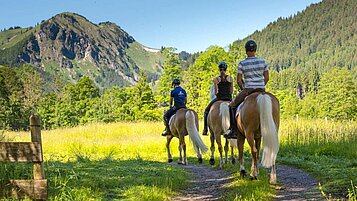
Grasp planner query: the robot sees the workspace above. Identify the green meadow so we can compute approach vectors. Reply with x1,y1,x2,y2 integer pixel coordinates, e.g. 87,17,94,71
1,118,356,200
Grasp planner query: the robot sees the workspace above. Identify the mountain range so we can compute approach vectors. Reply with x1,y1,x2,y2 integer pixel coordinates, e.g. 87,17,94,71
0,12,163,88
0,0,356,89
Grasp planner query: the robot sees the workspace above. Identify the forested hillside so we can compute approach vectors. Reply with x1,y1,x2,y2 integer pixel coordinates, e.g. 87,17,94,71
232,0,356,90
0,0,356,130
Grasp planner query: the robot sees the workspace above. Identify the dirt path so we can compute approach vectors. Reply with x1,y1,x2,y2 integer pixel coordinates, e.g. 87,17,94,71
171,164,323,201
172,164,233,201
274,165,323,201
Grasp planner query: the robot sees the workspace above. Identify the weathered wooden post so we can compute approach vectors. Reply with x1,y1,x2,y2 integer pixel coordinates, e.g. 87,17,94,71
0,115,47,200
30,115,45,181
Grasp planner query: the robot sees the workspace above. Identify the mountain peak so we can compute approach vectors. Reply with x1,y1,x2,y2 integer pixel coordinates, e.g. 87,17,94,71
0,12,162,88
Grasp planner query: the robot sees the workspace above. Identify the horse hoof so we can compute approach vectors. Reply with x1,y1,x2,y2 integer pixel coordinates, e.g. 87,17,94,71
198,158,203,164
231,158,236,164
168,159,173,163
209,158,215,165
250,176,258,180
240,170,247,178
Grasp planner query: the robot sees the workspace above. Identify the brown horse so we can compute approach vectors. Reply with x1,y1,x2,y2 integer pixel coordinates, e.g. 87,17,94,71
166,108,208,165
207,85,231,168
207,100,231,168
236,92,280,184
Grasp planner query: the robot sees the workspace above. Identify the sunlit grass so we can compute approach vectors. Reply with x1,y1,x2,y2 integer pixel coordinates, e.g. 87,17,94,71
1,118,356,200
278,118,357,199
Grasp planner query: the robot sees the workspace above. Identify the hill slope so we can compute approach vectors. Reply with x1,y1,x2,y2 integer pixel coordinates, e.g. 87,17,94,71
0,12,163,88
233,0,356,73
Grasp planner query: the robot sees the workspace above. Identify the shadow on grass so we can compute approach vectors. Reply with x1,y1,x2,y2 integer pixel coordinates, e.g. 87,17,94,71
43,157,188,200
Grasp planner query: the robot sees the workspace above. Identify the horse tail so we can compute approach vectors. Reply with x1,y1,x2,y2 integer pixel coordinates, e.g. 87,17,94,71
185,110,208,154
219,102,230,133
257,94,279,168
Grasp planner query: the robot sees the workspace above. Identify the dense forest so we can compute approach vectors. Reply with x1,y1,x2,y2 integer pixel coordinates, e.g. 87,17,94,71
0,0,356,130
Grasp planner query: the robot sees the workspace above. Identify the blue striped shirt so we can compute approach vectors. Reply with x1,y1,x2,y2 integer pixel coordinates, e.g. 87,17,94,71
237,57,268,89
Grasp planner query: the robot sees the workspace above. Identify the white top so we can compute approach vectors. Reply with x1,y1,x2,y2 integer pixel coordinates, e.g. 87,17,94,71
237,57,268,89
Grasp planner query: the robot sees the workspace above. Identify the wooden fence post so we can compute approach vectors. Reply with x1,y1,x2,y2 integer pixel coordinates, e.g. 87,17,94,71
0,115,47,200
30,115,45,180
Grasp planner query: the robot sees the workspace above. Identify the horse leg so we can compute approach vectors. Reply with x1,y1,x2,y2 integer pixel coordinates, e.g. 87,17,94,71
255,137,261,175
224,138,229,164
270,164,277,185
237,136,246,177
179,135,187,165
178,144,183,164
196,144,203,164
209,130,215,165
215,135,224,169
230,144,236,164
166,135,174,163
246,133,258,180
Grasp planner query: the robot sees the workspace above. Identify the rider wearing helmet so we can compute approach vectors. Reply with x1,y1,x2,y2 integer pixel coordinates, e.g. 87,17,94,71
202,61,233,136
224,39,269,139
161,78,187,136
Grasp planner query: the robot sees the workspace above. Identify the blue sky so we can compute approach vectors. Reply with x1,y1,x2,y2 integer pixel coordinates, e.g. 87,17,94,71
1,0,321,53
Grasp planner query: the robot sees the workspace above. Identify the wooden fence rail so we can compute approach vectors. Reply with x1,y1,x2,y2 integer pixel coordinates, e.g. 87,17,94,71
0,115,47,200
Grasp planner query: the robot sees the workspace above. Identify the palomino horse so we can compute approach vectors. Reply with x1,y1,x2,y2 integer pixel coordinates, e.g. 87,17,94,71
166,108,208,165
236,92,280,184
207,85,231,168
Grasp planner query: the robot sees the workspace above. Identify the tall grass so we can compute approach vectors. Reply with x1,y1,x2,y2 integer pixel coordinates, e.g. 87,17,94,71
279,118,357,199
1,121,275,200
1,118,355,200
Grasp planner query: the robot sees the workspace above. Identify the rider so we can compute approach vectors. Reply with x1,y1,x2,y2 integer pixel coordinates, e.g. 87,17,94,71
161,78,187,136
202,61,233,136
224,40,269,139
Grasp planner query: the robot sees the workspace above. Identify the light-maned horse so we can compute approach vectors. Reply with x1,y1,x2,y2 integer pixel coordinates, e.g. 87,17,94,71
207,85,231,168
236,92,280,184
166,108,208,165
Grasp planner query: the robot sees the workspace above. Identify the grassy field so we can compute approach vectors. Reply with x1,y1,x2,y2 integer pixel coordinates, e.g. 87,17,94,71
278,118,357,199
1,118,356,200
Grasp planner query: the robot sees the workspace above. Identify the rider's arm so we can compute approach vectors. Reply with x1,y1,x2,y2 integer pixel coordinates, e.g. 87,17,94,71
237,73,244,90
263,70,269,85
227,76,234,94
213,77,220,95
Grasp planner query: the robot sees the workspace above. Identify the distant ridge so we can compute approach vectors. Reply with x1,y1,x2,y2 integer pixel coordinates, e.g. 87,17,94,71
0,12,163,88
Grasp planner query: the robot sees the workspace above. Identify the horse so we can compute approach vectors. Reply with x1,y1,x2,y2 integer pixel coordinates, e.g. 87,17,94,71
236,92,280,184
207,85,231,168
166,108,208,165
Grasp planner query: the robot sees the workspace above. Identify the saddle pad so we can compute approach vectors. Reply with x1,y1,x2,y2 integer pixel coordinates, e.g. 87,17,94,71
169,114,176,126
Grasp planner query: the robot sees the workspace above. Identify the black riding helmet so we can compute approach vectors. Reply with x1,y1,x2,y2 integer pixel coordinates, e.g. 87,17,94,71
172,78,180,86
245,40,257,52
218,61,227,71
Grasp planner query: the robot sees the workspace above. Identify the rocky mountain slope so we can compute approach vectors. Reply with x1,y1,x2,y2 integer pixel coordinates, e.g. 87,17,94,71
0,12,163,88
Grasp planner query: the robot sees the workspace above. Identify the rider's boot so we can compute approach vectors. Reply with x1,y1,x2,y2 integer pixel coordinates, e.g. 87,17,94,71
161,117,172,136
202,111,209,136
224,106,238,139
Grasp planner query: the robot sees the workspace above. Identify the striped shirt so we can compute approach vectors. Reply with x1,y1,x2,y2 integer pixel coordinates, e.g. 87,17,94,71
237,57,268,89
